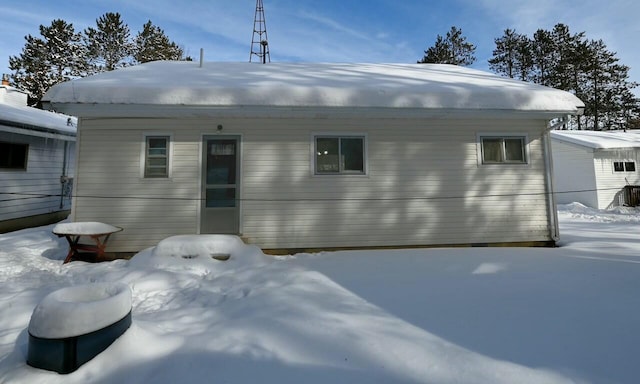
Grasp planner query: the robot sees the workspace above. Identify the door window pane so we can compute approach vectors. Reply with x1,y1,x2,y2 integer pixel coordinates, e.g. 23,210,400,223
207,140,237,184
211,143,235,155
206,188,236,207
148,158,167,167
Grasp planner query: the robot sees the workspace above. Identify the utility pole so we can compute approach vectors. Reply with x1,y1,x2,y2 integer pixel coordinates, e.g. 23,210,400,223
250,0,270,63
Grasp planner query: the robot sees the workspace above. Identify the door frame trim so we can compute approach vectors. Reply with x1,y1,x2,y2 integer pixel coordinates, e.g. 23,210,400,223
198,134,243,235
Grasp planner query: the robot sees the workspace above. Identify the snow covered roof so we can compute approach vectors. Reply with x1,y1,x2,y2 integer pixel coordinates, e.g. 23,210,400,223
0,102,76,140
42,61,584,117
551,130,640,149
0,85,28,106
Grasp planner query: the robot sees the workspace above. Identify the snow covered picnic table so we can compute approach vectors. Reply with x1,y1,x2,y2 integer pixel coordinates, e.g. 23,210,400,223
52,222,123,264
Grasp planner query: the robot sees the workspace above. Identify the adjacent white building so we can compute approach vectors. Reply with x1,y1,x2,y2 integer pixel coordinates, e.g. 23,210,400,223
42,61,584,253
0,81,77,232
551,130,640,209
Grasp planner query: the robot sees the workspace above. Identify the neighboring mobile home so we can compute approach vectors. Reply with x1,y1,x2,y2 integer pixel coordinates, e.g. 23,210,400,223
0,81,76,233
42,62,584,253
551,129,640,209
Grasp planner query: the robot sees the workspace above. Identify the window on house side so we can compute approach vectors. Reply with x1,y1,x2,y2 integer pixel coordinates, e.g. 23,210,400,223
315,136,365,174
614,161,636,172
614,162,624,172
144,136,169,178
481,137,526,164
0,141,28,170
625,162,636,172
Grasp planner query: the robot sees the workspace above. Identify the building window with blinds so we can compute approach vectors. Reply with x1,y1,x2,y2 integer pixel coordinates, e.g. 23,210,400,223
480,136,527,164
144,136,170,178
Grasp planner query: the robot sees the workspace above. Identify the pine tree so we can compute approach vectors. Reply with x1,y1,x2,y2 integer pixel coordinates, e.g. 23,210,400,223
8,19,87,106
418,26,476,66
489,28,532,80
134,21,185,63
488,23,639,130
514,35,534,82
7,14,188,106
418,35,450,64
84,12,134,72
578,39,638,130
549,24,584,91
584,40,616,129
531,29,557,86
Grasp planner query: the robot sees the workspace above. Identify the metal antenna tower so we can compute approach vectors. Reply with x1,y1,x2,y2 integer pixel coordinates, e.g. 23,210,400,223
249,0,270,63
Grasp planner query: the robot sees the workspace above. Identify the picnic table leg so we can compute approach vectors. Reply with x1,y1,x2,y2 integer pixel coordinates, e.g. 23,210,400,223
63,235,80,264
90,233,112,261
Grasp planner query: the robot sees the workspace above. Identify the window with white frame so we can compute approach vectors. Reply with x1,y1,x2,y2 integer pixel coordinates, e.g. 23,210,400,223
315,136,366,174
480,136,527,164
613,161,636,172
144,136,170,177
0,141,28,170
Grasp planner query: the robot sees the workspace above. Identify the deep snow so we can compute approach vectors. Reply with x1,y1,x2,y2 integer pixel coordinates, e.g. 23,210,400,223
0,203,639,383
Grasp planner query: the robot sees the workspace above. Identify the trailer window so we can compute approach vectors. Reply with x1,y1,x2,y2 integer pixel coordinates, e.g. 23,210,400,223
0,141,28,170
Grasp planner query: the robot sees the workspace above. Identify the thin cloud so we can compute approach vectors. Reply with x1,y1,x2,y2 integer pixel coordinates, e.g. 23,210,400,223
1,0,637,92
297,10,370,41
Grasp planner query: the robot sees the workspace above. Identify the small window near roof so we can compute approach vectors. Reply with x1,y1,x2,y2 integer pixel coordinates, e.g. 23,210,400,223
614,162,624,172
315,136,365,174
625,162,636,172
480,136,527,164
0,141,28,170
614,161,636,172
144,136,169,178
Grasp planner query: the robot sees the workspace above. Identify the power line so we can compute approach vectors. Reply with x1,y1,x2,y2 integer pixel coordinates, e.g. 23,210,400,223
0,187,627,204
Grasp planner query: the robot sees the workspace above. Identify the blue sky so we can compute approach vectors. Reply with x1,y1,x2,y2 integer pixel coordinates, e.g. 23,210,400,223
1,0,638,92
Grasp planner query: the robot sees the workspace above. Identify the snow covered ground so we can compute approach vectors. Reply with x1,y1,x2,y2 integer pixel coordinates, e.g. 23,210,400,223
0,203,638,384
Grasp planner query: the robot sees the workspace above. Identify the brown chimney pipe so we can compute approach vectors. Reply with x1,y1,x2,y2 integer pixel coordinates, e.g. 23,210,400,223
2,74,10,86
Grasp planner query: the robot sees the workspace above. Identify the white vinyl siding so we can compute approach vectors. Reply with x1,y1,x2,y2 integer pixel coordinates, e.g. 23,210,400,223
73,116,552,252
242,119,548,249
593,150,640,209
0,132,75,223
552,138,640,209
550,139,598,208
72,121,198,250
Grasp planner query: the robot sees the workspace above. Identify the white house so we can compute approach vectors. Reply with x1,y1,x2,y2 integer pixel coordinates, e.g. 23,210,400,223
42,61,584,254
551,129,640,209
0,81,76,233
